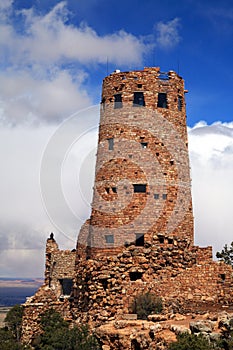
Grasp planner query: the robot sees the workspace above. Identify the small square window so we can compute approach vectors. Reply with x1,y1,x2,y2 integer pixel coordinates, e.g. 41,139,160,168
133,184,147,193
154,194,159,199
114,94,122,109
108,138,114,150
158,236,164,244
178,95,183,111
101,279,108,290
220,274,226,281
157,93,167,108
141,142,148,149
105,187,110,194
137,84,142,88
133,92,145,107
135,234,144,246
105,235,114,243
112,187,117,193
162,194,167,200
101,97,106,110
129,271,143,281
59,279,73,296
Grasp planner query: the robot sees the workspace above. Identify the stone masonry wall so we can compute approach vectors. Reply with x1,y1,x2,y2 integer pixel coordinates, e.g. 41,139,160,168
73,240,233,327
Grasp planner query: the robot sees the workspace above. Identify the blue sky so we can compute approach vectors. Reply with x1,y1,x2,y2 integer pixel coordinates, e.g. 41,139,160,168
2,0,233,125
0,0,233,277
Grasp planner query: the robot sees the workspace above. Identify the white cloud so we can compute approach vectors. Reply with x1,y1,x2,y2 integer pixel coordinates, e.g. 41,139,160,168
0,249,44,278
0,124,79,277
156,18,181,49
0,1,151,126
0,0,13,19
0,1,146,67
0,68,91,125
188,122,233,256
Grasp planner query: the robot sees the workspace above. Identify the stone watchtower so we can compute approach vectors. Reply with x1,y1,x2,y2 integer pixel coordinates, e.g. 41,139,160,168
77,67,194,259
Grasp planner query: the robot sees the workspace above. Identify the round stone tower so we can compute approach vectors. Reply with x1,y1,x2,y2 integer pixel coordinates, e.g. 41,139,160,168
77,67,194,258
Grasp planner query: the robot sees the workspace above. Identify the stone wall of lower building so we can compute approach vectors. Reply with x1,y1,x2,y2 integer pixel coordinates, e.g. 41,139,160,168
21,286,73,344
21,236,76,344
21,234,233,345
72,239,233,326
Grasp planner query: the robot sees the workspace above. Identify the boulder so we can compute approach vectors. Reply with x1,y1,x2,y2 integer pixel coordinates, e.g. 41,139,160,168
190,320,214,334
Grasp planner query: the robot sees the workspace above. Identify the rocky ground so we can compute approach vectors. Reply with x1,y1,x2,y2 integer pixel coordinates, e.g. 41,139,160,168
94,311,233,349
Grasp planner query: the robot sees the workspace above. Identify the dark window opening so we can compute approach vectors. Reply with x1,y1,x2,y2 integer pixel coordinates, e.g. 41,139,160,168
170,159,174,165
114,93,122,109
178,95,183,111
133,184,147,193
158,236,164,244
108,138,114,150
129,271,143,281
162,194,167,200
105,234,114,244
168,238,173,244
105,187,110,194
133,76,138,80
131,339,141,350
141,142,148,149
101,278,108,290
101,97,106,110
156,152,159,156
137,83,142,88
157,93,167,108
133,92,145,107
112,187,117,193
154,194,159,199
220,274,226,281
135,234,144,246
59,278,73,295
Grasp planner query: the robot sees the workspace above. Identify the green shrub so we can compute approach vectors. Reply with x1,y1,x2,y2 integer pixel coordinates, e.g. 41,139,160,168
168,333,215,350
130,292,163,320
0,327,29,350
217,317,233,350
216,242,233,267
4,305,23,341
34,309,100,350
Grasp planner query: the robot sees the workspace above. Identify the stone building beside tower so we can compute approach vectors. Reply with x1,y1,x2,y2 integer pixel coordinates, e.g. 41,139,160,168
21,68,233,344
